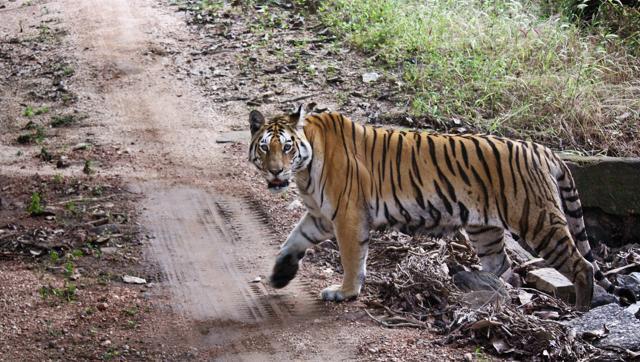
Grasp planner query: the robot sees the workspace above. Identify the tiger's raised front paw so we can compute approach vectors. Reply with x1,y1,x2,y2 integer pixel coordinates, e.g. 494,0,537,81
320,285,359,302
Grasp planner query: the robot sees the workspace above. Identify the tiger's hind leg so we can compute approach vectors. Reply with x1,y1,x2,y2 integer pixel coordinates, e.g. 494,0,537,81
320,214,370,302
524,221,593,310
465,226,512,277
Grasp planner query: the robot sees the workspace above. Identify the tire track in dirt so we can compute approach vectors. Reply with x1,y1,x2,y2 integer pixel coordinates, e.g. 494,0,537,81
56,0,356,360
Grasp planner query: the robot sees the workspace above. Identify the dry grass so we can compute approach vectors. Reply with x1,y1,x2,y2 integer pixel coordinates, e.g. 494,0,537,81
321,0,640,156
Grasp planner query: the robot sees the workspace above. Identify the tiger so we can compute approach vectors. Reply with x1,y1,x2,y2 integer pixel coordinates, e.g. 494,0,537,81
248,105,629,310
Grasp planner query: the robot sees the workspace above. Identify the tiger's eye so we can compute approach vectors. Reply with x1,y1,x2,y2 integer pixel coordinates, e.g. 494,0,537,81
283,144,292,152
260,144,269,152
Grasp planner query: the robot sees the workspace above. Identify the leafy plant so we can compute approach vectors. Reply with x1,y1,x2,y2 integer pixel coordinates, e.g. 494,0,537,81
83,160,93,175
49,250,60,263
27,192,45,216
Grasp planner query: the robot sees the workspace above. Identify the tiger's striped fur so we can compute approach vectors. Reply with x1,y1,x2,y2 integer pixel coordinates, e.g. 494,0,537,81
248,107,622,310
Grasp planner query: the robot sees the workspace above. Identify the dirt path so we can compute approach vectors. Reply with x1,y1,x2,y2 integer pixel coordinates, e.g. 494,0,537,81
52,0,358,360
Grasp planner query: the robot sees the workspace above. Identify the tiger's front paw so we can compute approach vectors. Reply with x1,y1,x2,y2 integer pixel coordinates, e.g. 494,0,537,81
269,250,304,289
320,285,359,302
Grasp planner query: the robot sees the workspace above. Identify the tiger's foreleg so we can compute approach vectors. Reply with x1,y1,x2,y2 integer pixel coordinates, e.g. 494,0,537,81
270,212,334,289
321,214,370,302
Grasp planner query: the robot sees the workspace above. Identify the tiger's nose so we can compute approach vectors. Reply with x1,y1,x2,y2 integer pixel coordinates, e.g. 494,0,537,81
270,168,284,176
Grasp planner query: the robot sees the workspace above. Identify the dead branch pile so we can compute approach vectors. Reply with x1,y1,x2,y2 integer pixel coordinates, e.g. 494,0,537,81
310,231,617,360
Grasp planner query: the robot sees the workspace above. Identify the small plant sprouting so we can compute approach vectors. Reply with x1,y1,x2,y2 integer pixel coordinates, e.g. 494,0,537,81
39,147,53,162
38,283,77,302
23,106,34,117
53,173,64,184
49,250,60,263
65,201,77,214
51,114,76,128
62,66,74,77
27,192,45,216
83,160,93,175
63,261,74,278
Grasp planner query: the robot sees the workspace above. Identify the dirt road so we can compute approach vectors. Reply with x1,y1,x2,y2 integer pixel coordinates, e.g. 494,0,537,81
50,0,359,359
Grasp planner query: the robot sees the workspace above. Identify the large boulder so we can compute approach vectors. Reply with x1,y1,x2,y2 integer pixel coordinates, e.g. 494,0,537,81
560,155,640,247
567,303,640,351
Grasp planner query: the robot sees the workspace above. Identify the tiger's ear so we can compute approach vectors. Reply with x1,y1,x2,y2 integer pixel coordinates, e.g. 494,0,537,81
289,104,306,130
249,110,265,135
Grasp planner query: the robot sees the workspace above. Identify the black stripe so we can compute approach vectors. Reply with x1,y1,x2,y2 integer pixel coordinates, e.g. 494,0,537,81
565,207,584,218
459,202,469,225
470,137,494,186
459,140,469,168
456,161,471,186
411,147,424,186
410,172,425,209
395,134,403,190
434,180,453,215
300,230,318,244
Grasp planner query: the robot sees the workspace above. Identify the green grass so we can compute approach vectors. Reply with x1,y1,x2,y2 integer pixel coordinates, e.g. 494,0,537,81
320,0,640,156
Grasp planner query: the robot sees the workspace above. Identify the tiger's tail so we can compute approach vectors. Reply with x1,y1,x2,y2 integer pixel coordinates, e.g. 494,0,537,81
556,160,634,302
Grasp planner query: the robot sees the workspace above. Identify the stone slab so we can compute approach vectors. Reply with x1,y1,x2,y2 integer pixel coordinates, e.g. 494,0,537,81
526,267,575,303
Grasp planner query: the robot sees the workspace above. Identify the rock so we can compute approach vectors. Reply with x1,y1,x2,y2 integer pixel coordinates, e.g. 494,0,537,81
616,272,640,300
567,303,640,350
561,155,640,216
97,302,108,311
454,271,508,307
122,275,147,284
56,156,69,168
100,247,118,255
215,130,250,144
250,276,261,283
362,72,380,83
454,271,508,296
592,285,617,308
286,200,304,211
526,268,575,303
100,340,111,347
626,302,640,316
560,155,640,247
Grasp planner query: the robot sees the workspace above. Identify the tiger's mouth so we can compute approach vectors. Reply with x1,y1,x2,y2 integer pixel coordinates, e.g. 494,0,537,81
267,179,290,192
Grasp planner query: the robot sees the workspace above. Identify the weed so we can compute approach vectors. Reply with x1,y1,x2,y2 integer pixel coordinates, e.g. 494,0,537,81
83,160,93,175
17,125,46,144
38,283,77,302
122,307,138,317
92,185,104,196
63,261,74,278
51,114,76,127
64,201,77,214
53,173,64,184
70,249,83,258
49,250,60,263
22,106,34,117
39,147,53,162
27,192,45,216
62,66,74,77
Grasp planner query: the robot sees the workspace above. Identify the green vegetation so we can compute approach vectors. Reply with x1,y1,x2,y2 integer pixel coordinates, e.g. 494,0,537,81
83,159,94,175
27,192,45,216
51,114,76,127
39,283,77,302
17,124,46,144
23,105,49,117
321,0,640,156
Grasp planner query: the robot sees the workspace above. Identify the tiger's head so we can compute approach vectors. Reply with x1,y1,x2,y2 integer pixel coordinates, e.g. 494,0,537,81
248,105,312,193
